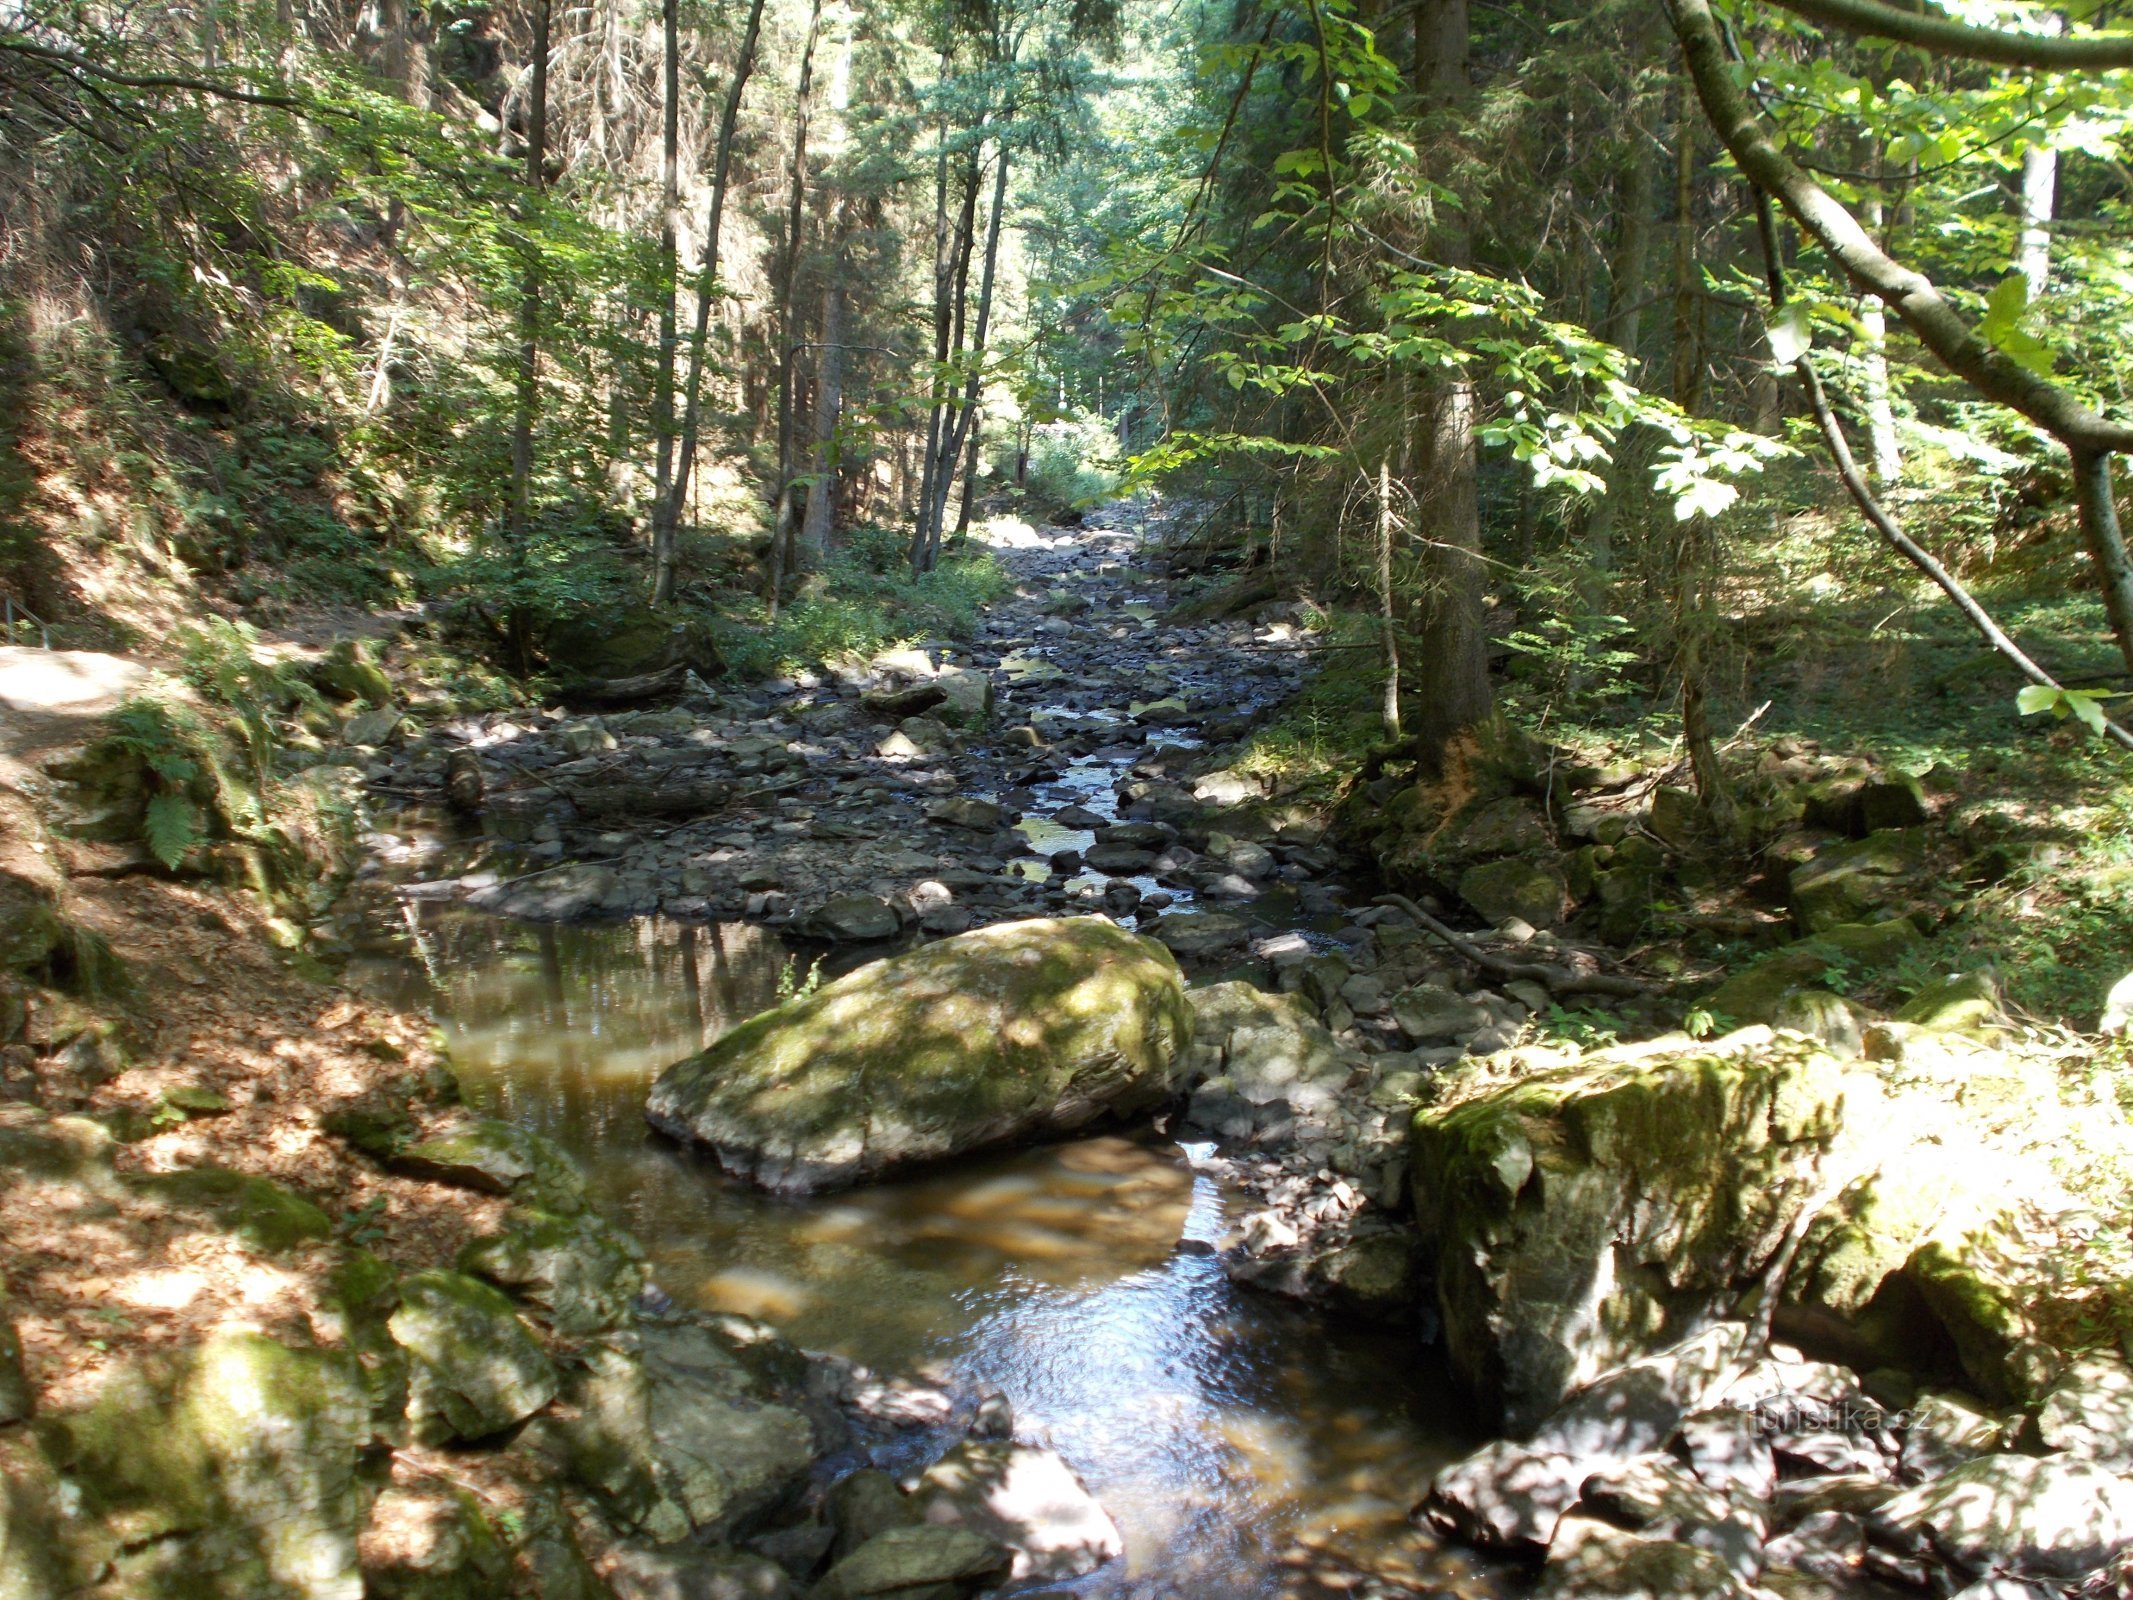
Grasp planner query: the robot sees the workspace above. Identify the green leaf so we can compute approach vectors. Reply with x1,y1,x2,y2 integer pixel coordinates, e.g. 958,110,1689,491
2016,684,2059,716
143,793,199,871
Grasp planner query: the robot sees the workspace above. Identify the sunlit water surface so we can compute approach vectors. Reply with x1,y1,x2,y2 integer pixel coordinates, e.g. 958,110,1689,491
356,911,1508,1599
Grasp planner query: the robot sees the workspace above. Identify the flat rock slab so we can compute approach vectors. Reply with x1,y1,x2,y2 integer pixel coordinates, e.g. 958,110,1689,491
646,917,1192,1192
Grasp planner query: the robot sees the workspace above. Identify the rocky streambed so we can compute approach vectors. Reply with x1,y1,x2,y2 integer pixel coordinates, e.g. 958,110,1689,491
294,504,2133,1600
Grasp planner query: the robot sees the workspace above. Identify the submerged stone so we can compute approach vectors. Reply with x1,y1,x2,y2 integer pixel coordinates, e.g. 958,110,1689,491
646,917,1191,1192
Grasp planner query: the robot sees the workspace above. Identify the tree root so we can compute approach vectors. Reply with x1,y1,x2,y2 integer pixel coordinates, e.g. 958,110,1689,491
1372,893,1654,999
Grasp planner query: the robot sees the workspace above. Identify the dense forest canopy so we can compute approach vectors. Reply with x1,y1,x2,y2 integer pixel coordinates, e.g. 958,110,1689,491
8,0,2133,1006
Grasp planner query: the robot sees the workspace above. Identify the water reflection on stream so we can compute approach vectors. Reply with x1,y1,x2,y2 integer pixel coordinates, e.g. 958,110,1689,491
356,912,1505,1599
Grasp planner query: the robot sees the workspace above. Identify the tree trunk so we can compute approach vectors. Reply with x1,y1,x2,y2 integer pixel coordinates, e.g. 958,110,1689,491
1377,460,1402,740
797,208,850,572
507,0,550,544
924,141,1011,569
655,0,770,606
502,0,551,676
1406,0,1494,762
913,144,984,571
651,0,680,577
765,0,826,608
1585,26,1661,575
1859,191,1901,485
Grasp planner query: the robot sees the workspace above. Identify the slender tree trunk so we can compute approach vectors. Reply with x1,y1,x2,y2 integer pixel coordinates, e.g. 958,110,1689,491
1585,34,1661,575
910,44,958,570
2019,12,2061,301
765,0,826,606
952,411,985,543
656,0,770,605
507,0,550,543
1856,177,1902,484
797,206,850,572
503,0,551,675
651,0,680,574
1668,97,1732,827
913,145,984,570
925,141,1011,569
1406,0,1494,762
1377,460,1402,739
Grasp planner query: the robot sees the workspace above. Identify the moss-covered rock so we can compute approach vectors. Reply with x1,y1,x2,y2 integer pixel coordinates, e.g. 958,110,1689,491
130,1166,332,1253
37,1330,369,1599
1458,857,1570,929
459,1208,645,1338
391,1117,587,1214
357,1480,511,1600
0,1273,29,1426
387,1269,559,1444
1700,921,1921,1026
1409,1032,1861,1430
1894,971,2002,1032
541,1321,815,1544
1788,830,1926,934
646,917,1193,1193
0,1430,79,1599
312,639,394,708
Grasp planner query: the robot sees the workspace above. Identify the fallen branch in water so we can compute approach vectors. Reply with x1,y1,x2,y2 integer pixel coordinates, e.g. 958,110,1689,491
1373,893,1654,999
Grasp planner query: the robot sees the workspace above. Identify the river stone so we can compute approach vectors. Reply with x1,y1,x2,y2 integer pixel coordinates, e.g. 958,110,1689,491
639,1321,817,1539
910,1440,1123,1584
1458,858,1569,930
934,667,993,728
829,1470,918,1561
1186,981,1350,1113
1870,1453,2133,1578
803,894,903,943
40,1330,369,1599
809,1526,1007,1600
1423,1440,1589,1552
2033,1351,2133,1469
1147,911,1252,959
458,1208,646,1338
926,797,1005,832
1083,842,1156,875
357,1480,510,1600
647,917,1191,1193
388,1269,559,1444
392,1116,588,1214
342,705,403,747
1391,983,1489,1045
1535,1518,1754,1600
1409,1033,1854,1430
1899,1391,2004,1483
1893,971,2002,1033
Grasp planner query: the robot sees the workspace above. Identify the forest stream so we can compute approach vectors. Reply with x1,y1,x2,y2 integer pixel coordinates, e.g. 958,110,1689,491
341,510,1506,1597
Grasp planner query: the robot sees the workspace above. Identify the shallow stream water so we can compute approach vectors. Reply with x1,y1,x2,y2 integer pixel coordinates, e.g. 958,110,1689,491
354,910,1509,1599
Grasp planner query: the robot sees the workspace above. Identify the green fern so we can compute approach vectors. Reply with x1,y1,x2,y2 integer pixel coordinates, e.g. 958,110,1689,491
143,792,200,869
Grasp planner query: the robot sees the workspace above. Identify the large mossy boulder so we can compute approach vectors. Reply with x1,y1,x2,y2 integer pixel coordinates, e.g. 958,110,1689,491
1699,920,1922,1026
1408,1032,1864,1431
545,608,721,686
646,917,1192,1193
36,1330,370,1599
